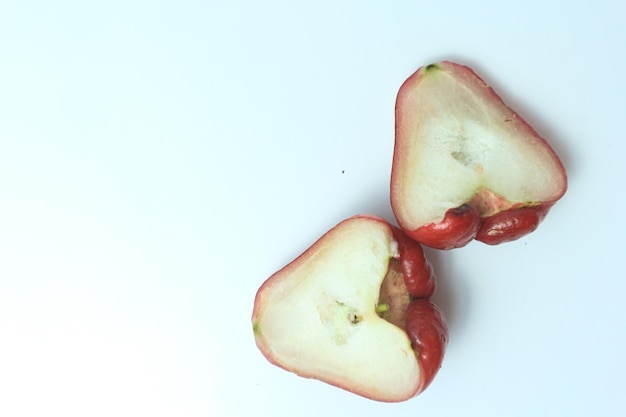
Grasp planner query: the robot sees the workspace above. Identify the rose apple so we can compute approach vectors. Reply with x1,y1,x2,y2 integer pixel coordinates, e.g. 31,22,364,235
252,215,448,402
391,61,567,249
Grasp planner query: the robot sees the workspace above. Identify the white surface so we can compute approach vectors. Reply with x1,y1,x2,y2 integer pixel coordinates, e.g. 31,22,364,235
1,1,624,416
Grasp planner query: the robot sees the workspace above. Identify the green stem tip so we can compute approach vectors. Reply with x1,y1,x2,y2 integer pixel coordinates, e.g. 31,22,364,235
376,303,390,313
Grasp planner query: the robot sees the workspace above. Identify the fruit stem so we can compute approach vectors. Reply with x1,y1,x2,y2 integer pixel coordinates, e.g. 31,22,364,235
375,303,390,313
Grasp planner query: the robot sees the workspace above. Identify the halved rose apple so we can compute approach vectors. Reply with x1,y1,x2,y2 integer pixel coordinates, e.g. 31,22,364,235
391,61,567,249
252,215,448,402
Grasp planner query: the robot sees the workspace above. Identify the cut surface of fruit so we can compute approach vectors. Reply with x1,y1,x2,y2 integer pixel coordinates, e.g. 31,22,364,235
252,215,446,402
391,61,567,248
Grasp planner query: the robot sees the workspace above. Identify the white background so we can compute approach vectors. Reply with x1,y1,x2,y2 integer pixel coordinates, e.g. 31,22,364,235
1,1,624,416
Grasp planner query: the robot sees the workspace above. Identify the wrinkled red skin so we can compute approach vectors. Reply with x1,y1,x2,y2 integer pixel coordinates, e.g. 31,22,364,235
405,299,448,395
390,226,436,298
411,203,553,249
390,223,447,394
476,204,552,245
359,215,436,297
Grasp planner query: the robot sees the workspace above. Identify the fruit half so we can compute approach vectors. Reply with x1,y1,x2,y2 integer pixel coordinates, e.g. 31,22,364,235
391,61,567,249
252,215,447,402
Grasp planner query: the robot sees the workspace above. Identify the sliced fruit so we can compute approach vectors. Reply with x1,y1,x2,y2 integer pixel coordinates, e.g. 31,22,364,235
252,215,447,402
391,61,567,249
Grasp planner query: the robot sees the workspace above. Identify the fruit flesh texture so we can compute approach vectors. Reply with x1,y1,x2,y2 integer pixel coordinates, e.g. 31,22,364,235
391,61,567,249
252,216,447,402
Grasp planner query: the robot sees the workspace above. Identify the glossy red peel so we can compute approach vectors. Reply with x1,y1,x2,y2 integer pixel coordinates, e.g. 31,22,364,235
391,225,436,298
408,204,481,250
405,299,448,394
476,203,551,245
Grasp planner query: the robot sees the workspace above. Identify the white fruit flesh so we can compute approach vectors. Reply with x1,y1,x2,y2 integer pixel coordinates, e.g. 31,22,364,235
253,217,420,402
392,64,567,229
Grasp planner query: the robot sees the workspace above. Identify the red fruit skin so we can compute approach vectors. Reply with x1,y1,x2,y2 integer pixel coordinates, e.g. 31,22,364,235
408,204,481,250
405,299,448,395
476,204,552,245
390,222,448,394
391,226,436,298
